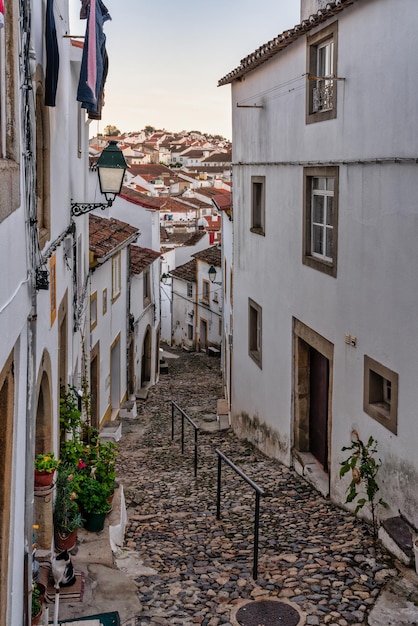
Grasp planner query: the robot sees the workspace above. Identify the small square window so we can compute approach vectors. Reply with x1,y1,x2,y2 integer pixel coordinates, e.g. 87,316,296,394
248,298,262,368
364,355,398,434
251,176,265,235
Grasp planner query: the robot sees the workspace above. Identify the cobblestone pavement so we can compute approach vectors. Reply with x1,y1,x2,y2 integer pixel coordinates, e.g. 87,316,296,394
116,348,396,626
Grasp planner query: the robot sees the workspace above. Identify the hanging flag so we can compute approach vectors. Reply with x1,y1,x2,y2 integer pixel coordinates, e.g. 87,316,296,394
0,0,5,29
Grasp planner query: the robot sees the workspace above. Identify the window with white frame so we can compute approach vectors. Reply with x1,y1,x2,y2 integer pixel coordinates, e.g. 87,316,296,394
251,175,265,234
303,167,338,277
248,298,262,368
112,253,121,301
306,22,338,124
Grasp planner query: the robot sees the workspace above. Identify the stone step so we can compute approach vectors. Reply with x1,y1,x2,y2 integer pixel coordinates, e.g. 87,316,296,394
379,516,414,566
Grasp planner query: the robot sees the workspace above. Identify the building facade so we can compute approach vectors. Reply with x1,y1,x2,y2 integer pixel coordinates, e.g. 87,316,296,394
220,0,418,530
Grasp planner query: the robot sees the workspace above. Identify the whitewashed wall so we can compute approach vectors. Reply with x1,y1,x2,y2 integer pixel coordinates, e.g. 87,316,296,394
90,245,129,421
229,0,418,526
130,257,161,391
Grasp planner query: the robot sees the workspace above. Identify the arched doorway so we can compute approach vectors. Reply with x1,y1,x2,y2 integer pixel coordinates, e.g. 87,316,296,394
0,352,14,626
35,360,53,455
34,352,54,549
141,326,152,387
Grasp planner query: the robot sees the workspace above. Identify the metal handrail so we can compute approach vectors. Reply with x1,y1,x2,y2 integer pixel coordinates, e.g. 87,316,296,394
215,449,265,580
171,401,199,477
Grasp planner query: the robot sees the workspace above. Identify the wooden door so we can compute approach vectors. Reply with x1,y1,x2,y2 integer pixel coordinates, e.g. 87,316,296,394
200,319,207,351
309,347,329,470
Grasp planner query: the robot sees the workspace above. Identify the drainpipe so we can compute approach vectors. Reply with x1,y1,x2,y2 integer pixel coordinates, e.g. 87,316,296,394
20,0,38,622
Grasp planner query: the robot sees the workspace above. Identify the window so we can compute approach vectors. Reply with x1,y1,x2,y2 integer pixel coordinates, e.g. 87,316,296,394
303,167,338,277
35,88,51,249
187,323,194,341
187,282,193,298
251,176,265,235
50,255,56,326
143,267,150,305
364,355,398,434
0,351,14,626
248,298,262,368
218,317,222,336
0,0,20,223
202,279,210,302
306,22,338,124
112,253,121,301
90,292,98,331
102,288,107,315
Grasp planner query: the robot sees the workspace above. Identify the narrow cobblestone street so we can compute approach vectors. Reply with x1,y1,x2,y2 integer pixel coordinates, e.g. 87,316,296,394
116,348,396,626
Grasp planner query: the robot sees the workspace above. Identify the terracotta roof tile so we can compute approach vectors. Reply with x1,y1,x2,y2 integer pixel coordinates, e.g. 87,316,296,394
130,246,161,274
170,259,196,282
192,245,221,266
128,164,173,177
89,215,139,260
219,0,359,85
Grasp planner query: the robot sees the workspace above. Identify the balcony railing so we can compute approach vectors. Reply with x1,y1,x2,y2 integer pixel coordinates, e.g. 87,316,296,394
313,79,334,112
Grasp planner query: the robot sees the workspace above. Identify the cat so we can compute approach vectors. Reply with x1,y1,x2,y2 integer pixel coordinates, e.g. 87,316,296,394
51,550,76,590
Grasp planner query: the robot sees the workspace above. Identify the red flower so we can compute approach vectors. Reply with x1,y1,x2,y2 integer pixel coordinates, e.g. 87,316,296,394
77,459,86,470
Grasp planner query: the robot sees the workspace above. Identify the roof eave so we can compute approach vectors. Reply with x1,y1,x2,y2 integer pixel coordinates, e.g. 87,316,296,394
218,0,358,86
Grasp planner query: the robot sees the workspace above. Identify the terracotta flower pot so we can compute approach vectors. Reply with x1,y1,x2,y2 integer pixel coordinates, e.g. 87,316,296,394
34,469,55,488
54,529,77,552
31,608,43,625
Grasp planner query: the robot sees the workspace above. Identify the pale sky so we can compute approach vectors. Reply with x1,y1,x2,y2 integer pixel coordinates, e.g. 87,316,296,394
69,0,301,139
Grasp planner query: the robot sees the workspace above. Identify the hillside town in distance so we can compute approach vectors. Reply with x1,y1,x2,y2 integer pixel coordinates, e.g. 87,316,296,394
89,126,232,354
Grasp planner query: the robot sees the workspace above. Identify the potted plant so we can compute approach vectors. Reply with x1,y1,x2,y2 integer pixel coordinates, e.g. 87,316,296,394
53,464,84,552
78,475,111,532
31,583,43,625
76,436,118,503
34,452,60,488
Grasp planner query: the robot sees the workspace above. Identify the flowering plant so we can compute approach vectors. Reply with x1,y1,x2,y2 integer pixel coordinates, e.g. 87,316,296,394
78,475,112,514
34,452,60,473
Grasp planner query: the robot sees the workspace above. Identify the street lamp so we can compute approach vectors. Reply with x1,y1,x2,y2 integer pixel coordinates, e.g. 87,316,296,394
161,273,170,284
71,140,128,216
208,265,222,285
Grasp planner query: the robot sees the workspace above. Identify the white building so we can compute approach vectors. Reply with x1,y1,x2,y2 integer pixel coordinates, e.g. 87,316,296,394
130,245,162,395
220,0,418,537
0,0,98,621
89,215,139,424
165,245,223,353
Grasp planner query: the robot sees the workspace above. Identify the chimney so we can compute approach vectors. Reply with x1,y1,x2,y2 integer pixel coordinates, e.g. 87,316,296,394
300,0,329,21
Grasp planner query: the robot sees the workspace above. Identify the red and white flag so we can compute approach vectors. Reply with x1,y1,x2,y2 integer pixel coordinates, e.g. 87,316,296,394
0,0,4,29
